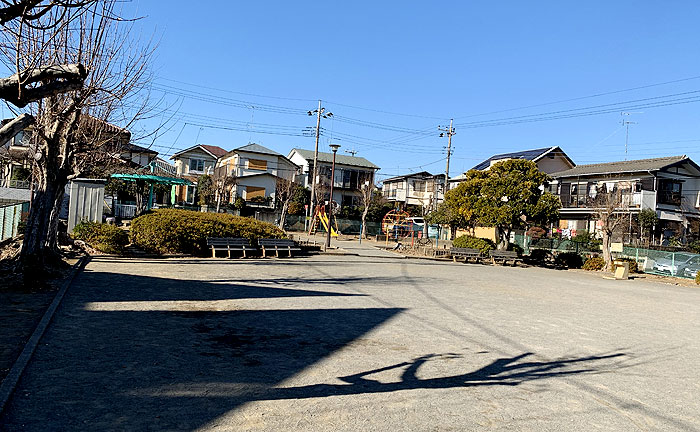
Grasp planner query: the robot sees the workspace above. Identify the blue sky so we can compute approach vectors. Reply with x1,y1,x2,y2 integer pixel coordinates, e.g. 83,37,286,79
125,1,700,181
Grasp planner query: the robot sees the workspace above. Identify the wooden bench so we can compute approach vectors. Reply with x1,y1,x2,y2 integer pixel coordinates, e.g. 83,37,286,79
206,237,257,258
259,238,301,258
489,250,522,266
450,247,481,263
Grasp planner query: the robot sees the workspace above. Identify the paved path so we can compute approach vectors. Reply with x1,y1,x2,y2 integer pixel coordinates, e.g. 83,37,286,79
2,254,699,431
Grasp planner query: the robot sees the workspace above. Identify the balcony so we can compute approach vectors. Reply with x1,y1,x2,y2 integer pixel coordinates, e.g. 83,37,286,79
560,190,656,210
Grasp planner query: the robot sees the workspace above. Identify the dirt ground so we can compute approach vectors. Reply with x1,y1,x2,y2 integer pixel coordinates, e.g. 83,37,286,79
0,253,79,385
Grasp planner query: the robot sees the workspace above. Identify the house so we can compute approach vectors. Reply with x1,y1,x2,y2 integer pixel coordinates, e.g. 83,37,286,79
381,171,446,210
214,143,299,207
550,155,700,242
287,148,379,207
449,146,575,190
170,144,228,204
0,119,32,188
119,142,158,168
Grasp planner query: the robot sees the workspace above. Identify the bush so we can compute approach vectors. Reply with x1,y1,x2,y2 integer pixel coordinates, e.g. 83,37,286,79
696,271,700,285
614,257,639,273
582,256,606,271
451,235,496,255
507,243,524,257
527,248,553,265
130,209,286,256
554,252,584,269
72,221,129,254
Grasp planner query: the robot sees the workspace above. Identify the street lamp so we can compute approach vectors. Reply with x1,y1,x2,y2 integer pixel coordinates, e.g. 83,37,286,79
326,143,340,249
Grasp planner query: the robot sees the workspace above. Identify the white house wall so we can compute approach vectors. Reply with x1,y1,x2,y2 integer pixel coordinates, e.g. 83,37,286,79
536,155,573,174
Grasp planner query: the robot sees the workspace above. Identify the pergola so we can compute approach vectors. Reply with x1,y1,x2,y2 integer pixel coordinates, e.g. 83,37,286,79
110,172,193,210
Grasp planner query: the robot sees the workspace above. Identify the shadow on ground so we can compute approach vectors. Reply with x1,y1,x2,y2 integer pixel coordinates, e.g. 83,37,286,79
1,264,628,431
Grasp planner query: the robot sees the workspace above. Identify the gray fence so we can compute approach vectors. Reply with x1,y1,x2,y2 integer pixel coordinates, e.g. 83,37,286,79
0,201,27,241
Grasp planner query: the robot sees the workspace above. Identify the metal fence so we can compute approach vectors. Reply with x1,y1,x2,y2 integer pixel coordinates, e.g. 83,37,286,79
285,214,383,236
0,201,27,241
114,204,137,219
618,247,700,279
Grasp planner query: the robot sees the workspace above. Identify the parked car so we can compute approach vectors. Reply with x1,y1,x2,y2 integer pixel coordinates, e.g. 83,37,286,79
682,255,700,278
652,252,699,276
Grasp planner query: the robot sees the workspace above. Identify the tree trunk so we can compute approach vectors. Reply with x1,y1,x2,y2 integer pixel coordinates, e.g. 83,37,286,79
279,200,289,230
20,171,66,273
498,227,510,250
601,230,613,271
361,205,369,239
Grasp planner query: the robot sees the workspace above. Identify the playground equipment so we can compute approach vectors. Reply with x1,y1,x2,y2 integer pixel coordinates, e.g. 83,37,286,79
381,209,411,240
308,204,339,236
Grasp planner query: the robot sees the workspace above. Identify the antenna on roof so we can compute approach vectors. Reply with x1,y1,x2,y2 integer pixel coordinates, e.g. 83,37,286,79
621,112,642,160
345,148,358,157
194,126,204,145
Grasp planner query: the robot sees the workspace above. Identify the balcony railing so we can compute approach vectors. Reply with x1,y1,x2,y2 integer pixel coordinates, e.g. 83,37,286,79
560,192,645,209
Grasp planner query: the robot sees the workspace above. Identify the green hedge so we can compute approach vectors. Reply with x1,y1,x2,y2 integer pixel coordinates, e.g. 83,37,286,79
614,257,639,273
452,235,496,255
130,209,286,256
72,221,129,254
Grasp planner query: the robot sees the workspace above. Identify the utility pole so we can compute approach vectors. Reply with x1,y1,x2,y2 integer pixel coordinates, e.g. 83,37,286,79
438,119,455,202
308,100,333,213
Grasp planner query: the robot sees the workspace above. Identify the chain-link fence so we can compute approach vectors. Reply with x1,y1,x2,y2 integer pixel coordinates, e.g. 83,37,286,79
618,246,699,279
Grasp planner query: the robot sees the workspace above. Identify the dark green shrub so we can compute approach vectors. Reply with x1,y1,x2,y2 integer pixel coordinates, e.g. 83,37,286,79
614,257,639,273
554,252,584,269
508,243,524,257
130,209,286,256
582,256,606,271
452,235,496,255
72,221,129,254
527,248,553,265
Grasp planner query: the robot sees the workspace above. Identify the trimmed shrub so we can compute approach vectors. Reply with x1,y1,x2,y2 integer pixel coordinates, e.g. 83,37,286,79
508,243,524,257
696,271,700,285
452,235,496,255
614,257,639,273
582,256,606,271
527,248,553,265
554,252,584,269
72,221,129,254
130,209,286,256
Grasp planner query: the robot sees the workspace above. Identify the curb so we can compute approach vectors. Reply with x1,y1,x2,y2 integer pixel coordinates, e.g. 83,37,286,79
0,255,89,415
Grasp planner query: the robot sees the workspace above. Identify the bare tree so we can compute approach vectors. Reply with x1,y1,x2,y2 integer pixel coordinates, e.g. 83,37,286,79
592,185,628,271
212,165,236,213
0,0,155,271
359,178,374,239
275,176,296,229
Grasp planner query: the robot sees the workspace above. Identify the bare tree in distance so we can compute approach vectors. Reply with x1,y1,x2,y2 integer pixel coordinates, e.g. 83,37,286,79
275,176,296,230
359,177,374,239
212,165,237,213
592,184,629,271
0,0,157,272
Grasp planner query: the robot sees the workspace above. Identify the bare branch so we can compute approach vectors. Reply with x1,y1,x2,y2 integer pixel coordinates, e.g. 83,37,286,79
0,112,34,143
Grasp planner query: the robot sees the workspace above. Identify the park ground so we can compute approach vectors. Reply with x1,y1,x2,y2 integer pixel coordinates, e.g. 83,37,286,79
1,246,699,431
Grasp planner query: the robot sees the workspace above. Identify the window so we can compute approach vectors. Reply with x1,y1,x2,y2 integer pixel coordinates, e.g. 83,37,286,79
247,159,267,170
245,186,265,200
413,180,426,192
186,185,195,204
189,158,205,172
658,179,682,206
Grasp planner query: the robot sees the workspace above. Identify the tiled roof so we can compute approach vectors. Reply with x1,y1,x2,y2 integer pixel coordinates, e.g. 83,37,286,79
199,144,228,158
551,155,689,178
171,144,228,159
472,146,566,170
290,148,379,169
231,143,283,157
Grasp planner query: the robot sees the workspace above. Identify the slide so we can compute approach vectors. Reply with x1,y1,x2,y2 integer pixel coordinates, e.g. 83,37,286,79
319,212,339,237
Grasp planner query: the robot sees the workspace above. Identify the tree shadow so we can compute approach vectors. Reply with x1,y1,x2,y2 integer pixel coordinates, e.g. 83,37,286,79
0,270,405,431
260,351,628,401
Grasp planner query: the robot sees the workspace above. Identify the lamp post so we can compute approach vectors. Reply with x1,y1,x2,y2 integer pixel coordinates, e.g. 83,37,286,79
326,143,340,249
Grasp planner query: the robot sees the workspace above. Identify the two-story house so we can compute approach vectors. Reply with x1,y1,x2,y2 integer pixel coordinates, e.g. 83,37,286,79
287,148,379,207
382,171,446,210
550,155,700,242
215,143,299,207
449,146,575,190
170,144,227,204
